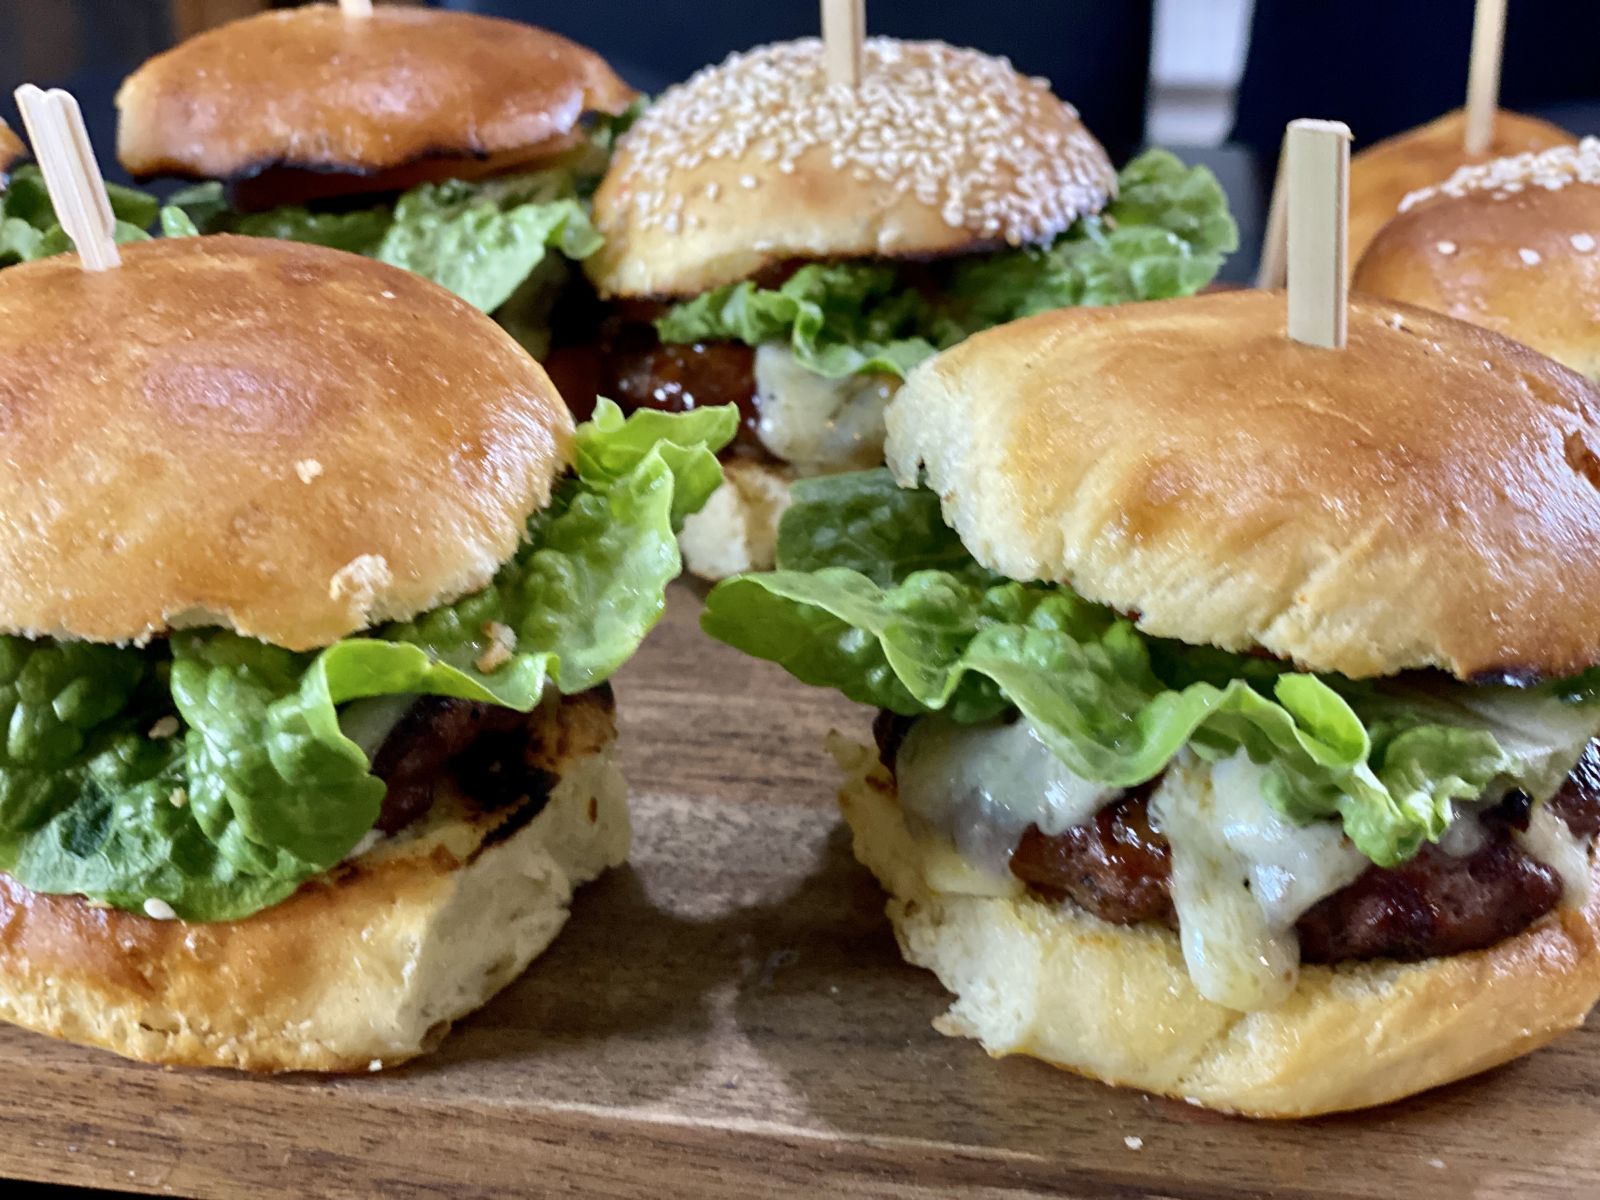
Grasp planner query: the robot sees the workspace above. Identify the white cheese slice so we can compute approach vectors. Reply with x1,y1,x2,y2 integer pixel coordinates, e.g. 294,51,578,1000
752,342,897,474
1517,804,1593,909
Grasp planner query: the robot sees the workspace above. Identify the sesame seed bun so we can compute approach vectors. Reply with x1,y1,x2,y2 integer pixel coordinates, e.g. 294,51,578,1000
1353,138,1600,380
0,119,23,178
0,690,626,1073
1347,108,1570,268
586,38,1115,299
115,4,634,184
0,235,571,650
886,288,1600,681
835,739,1600,1117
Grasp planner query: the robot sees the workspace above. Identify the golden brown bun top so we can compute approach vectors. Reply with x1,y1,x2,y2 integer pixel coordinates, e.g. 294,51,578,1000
1353,138,1600,380
0,235,571,650
1347,109,1570,267
886,289,1600,681
0,119,23,177
116,4,635,180
587,38,1115,298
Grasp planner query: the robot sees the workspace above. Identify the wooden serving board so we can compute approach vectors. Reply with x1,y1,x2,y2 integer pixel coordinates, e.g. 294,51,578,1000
2,582,1598,1199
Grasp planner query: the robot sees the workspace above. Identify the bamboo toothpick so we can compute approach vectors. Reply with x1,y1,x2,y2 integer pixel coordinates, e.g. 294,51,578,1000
1255,131,1289,290
1464,0,1508,155
339,0,374,17
821,0,865,88
1285,119,1351,350
13,85,120,272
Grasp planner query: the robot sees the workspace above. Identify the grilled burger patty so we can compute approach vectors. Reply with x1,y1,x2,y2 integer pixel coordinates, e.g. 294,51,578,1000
873,710,1600,963
371,685,616,835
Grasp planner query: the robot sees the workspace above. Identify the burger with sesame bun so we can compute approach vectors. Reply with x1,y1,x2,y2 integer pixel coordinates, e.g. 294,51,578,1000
116,3,638,361
702,288,1600,1116
585,38,1237,581
1346,109,1569,267
1354,137,1600,380
0,121,159,269
0,233,733,1072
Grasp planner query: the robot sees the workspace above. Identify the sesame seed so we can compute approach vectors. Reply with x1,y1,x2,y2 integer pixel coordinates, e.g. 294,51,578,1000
148,715,180,739
1428,1158,1446,1170
1519,247,1542,265
1123,1136,1144,1151
295,458,323,484
1401,137,1600,211
380,290,396,300
605,37,1114,248
368,1059,383,1072
1573,233,1596,252
143,898,178,921
1434,240,1457,255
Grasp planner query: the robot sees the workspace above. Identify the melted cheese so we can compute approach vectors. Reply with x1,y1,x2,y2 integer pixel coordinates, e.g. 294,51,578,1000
1151,752,1368,1011
338,694,417,761
896,716,1119,880
1517,804,1593,909
752,343,898,474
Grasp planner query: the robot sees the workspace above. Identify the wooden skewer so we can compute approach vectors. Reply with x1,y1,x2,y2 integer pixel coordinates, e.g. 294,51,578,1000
1254,130,1290,290
13,85,120,272
1464,0,1507,155
821,0,865,89
1285,119,1351,350
339,0,374,17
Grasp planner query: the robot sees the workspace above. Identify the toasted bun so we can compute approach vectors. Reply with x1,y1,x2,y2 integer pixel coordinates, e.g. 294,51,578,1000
887,289,1600,681
0,235,571,650
0,690,627,1073
587,38,1114,298
0,119,22,177
835,740,1600,1117
116,4,634,181
1347,109,1570,266
678,459,795,581
1354,138,1600,380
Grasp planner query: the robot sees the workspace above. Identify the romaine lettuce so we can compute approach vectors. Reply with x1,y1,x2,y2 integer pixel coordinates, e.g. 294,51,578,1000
0,402,736,921
654,149,1239,379
702,469,1597,867
1,165,159,266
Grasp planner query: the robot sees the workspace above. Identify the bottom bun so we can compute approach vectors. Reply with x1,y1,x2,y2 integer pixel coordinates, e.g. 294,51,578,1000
833,737,1600,1117
0,695,629,1073
679,459,795,581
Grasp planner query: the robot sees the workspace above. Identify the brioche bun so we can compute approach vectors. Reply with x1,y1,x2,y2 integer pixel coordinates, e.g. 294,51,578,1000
0,689,625,1073
0,235,571,650
677,459,794,581
1347,109,1570,267
0,119,22,177
116,4,634,182
1353,138,1600,380
834,739,1600,1117
587,38,1114,298
886,289,1600,682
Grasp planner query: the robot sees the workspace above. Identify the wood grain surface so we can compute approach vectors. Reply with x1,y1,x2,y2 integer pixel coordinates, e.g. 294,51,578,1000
2,583,1599,1199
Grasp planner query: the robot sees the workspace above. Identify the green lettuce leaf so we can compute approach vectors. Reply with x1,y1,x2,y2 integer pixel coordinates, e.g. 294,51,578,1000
0,165,159,266
0,403,737,920
702,470,1596,867
655,150,1239,379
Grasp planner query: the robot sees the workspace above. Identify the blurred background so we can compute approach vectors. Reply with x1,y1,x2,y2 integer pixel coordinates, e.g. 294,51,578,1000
3,0,1598,279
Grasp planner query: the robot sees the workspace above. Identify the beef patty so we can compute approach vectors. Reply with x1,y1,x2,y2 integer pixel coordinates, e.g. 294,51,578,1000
370,684,616,835
874,710,1600,964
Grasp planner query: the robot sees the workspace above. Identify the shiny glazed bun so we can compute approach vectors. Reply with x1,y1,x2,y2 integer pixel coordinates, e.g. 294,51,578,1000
1353,138,1600,380
1347,108,1570,266
886,288,1600,681
0,235,572,650
116,4,635,181
587,38,1115,298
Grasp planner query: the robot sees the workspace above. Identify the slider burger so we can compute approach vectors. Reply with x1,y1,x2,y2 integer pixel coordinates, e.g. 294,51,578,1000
703,289,1600,1116
1347,109,1568,265
1354,137,1600,380
116,3,636,358
585,37,1237,580
0,234,733,1071
0,122,158,268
